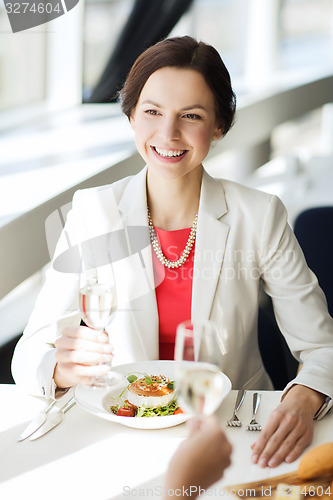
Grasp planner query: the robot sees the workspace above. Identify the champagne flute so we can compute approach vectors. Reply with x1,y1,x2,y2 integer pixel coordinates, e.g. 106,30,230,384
174,320,226,416
79,269,122,388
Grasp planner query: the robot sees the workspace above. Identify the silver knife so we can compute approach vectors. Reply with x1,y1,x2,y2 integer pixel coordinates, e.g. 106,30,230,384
29,397,76,440
17,399,57,442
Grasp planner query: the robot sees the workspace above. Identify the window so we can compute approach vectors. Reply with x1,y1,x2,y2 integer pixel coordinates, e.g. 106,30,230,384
82,0,135,100
171,0,249,79
0,7,46,111
279,0,333,70
1,0,333,115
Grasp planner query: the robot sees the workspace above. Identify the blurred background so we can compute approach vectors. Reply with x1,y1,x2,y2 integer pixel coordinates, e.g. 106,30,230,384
1,0,333,382
1,0,333,110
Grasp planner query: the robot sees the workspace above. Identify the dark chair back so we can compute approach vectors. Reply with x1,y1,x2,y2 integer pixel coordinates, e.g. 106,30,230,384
294,206,333,315
258,307,298,390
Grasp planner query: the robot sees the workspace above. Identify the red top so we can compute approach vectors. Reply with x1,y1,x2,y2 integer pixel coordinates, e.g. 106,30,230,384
152,226,194,360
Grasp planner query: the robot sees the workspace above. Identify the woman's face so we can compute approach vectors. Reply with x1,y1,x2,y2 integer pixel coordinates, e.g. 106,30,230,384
130,67,222,182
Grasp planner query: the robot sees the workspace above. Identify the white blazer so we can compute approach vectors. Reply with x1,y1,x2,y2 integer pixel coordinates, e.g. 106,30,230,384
12,167,333,400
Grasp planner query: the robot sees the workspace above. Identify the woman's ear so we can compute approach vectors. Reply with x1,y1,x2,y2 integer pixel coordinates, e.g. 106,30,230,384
212,127,223,141
129,114,135,130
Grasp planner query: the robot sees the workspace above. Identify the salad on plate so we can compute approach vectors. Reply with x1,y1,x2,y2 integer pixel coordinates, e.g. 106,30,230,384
108,373,183,418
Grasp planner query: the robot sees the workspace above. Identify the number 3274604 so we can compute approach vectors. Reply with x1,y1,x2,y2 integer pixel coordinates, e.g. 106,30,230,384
5,3,62,14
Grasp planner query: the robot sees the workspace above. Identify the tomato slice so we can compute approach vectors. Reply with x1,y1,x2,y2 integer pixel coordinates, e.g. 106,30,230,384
124,400,138,411
173,408,184,415
116,407,136,417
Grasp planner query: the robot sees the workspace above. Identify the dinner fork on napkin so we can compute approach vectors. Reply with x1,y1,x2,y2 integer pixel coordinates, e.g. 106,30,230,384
246,392,262,431
227,389,246,427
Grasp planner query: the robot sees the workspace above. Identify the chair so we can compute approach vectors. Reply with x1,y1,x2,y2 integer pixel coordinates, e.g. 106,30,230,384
0,335,20,383
294,206,333,316
258,306,299,390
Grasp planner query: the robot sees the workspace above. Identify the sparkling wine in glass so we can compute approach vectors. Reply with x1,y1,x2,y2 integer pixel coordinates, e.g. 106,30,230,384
80,283,116,332
79,271,122,388
175,320,226,416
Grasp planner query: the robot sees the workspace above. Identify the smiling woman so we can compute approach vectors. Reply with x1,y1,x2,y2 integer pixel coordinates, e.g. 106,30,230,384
12,36,333,472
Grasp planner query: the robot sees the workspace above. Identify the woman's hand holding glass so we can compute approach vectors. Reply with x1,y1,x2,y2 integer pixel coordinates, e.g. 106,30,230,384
78,270,122,387
54,268,121,389
54,325,114,389
174,320,226,417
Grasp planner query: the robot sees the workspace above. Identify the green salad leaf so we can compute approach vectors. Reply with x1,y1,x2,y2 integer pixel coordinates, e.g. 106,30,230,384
135,399,179,417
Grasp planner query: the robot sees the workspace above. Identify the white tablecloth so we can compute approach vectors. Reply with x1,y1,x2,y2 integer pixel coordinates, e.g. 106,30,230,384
0,386,332,500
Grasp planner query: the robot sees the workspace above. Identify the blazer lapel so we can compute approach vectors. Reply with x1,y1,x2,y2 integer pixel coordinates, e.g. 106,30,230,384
192,170,230,323
117,165,153,286
117,166,159,359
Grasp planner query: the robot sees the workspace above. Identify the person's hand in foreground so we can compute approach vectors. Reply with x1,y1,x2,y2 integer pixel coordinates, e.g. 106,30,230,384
164,415,232,498
54,326,113,389
251,384,326,468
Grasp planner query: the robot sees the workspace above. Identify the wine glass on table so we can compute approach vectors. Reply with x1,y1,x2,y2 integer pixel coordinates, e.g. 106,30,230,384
174,320,227,417
79,269,122,388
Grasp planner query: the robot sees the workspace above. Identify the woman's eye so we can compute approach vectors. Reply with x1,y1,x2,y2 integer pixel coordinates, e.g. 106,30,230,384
145,109,159,115
183,113,201,120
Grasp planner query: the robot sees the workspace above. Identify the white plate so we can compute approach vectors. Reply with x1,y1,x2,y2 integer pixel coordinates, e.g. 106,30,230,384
74,360,231,429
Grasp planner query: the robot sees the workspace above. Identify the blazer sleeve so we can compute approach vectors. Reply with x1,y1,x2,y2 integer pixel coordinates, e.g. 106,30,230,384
259,195,333,402
11,191,85,398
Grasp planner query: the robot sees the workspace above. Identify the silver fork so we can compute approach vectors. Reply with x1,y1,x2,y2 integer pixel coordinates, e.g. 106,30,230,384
246,392,262,431
227,389,246,427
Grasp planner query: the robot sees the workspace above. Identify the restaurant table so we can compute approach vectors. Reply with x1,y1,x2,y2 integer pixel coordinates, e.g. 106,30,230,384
1,385,332,500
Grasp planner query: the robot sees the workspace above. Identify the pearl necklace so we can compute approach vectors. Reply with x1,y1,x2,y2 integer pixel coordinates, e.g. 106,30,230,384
147,208,198,269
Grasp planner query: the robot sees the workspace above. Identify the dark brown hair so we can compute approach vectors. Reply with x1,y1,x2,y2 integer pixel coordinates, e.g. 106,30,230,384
119,36,236,136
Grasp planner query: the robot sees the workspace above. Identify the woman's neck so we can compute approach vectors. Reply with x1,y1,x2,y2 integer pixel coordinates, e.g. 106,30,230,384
146,167,202,231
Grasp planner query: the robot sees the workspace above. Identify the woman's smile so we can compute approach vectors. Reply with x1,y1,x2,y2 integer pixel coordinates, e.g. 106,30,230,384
151,146,189,161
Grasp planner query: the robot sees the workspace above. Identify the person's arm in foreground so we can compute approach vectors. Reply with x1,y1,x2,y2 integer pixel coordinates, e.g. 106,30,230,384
164,416,232,499
251,384,326,468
